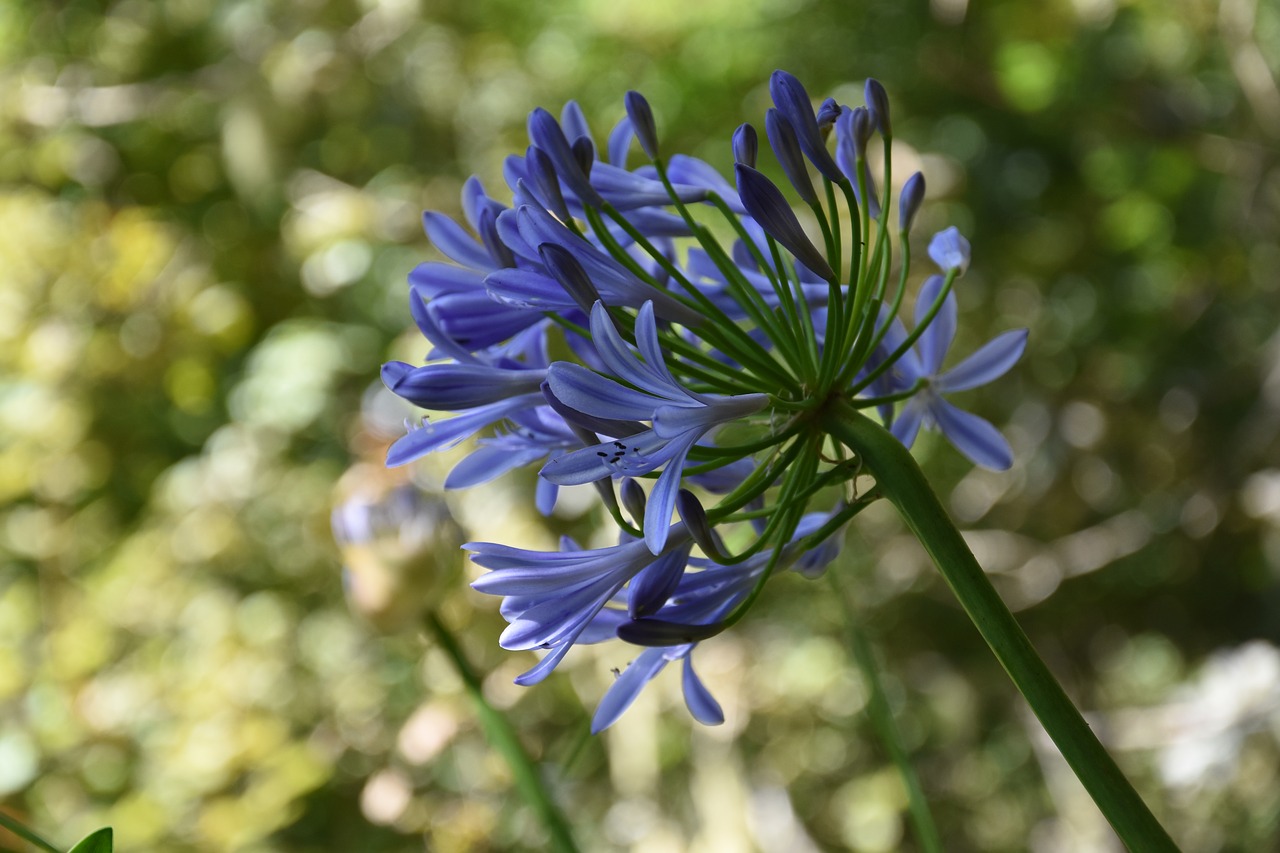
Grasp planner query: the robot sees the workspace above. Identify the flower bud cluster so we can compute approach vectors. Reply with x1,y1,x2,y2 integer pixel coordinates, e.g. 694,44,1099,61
383,70,1026,729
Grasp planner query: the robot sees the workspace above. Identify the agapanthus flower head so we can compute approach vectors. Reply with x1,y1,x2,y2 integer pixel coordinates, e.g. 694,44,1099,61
383,69,1026,729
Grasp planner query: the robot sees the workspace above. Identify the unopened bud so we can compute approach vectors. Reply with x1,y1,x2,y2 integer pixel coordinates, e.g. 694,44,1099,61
620,478,647,528
732,123,758,168
624,90,659,159
899,172,925,232
865,78,891,137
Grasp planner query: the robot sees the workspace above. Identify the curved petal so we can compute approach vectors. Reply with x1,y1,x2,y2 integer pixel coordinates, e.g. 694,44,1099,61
628,544,691,618
931,399,1014,470
408,262,485,297
546,362,665,421
890,398,927,450
644,434,697,553
938,329,1028,393
681,654,725,725
422,212,494,270
607,116,634,167
484,268,577,311
591,649,669,733
445,444,547,489
915,275,955,376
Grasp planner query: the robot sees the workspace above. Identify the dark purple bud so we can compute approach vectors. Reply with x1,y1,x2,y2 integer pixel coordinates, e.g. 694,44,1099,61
624,90,659,159
620,478,647,527
538,243,601,315
899,171,925,232
571,136,595,180
527,107,603,207
768,70,844,182
735,164,836,282
617,617,727,647
765,108,817,205
851,106,873,159
732,123,758,168
477,208,515,268
816,97,841,136
865,78,892,137
526,146,570,221
677,490,727,560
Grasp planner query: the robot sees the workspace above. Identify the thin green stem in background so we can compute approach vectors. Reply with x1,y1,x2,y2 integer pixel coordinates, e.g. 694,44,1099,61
0,811,61,853
424,611,580,853
822,402,1179,852
829,573,943,853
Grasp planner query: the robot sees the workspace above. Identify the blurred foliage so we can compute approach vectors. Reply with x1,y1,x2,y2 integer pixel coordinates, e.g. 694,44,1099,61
1,0,1279,850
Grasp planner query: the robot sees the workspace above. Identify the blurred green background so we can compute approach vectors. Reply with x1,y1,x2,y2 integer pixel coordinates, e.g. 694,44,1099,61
2,0,1279,850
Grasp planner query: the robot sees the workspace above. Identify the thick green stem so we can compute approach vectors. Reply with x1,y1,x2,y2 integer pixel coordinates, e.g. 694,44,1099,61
822,403,1178,852
425,611,580,853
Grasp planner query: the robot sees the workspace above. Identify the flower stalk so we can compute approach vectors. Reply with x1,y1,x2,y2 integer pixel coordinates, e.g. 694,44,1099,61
821,402,1177,851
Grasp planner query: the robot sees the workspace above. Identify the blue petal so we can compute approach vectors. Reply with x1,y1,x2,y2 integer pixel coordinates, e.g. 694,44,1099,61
891,398,926,449
931,398,1014,470
915,275,956,376
591,649,669,733
628,544,691,618
928,226,971,274
484,268,577,311
644,433,697,553
408,262,484,297
765,108,817,205
445,444,548,489
681,654,725,725
547,362,665,421
607,116,634,167
939,329,1028,392
539,430,670,485
588,302,690,401
386,395,543,467
560,100,592,146
666,155,745,213
422,211,494,270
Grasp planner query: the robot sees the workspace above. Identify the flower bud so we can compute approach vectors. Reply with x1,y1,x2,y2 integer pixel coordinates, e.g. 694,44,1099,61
735,164,836,282
624,90,659,159
865,78,891,137
732,123,758,168
765,108,817,205
677,489,727,560
571,135,595,180
899,171,925,232
526,145,570,221
620,478,647,528
539,242,602,315
816,97,841,137
928,226,971,275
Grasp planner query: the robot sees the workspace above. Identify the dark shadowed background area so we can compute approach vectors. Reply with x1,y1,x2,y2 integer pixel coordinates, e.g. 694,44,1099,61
2,0,1279,850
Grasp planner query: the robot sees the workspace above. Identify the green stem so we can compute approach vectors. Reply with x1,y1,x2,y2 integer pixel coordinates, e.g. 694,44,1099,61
822,403,1178,852
0,811,61,853
425,611,580,853
830,573,943,853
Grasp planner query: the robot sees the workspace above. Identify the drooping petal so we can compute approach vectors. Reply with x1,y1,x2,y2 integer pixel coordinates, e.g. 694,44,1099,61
422,212,494,270
628,543,692,618
591,649,669,733
644,432,698,553
890,397,927,449
931,398,1014,470
681,654,725,725
915,275,956,376
939,329,1028,393
445,443,549,489
387,394,543,467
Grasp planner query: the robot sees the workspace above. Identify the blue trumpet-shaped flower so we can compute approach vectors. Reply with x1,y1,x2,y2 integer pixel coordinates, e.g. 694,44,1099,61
543,301,769,553
886,275,1028,470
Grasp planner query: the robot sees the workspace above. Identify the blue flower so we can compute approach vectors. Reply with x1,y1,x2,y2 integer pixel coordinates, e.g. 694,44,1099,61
468,525,694,686
886,275,1028,470
541,301,769,553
